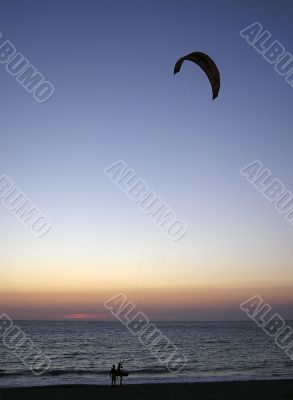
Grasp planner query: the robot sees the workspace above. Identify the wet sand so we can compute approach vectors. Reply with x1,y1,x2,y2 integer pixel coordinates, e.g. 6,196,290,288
1,379,293,400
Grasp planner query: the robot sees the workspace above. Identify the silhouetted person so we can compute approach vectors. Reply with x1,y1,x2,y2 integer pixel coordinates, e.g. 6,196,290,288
117,362,123,385
110,364,117,387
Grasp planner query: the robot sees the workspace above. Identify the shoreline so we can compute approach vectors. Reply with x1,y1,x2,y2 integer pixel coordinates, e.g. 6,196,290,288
0,374,292,387
1,379,293,399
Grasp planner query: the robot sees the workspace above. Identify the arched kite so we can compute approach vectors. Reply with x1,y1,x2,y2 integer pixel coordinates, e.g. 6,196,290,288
174,52,220,100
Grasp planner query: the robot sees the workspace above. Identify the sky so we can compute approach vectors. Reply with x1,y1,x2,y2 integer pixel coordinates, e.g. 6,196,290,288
1,0,293,320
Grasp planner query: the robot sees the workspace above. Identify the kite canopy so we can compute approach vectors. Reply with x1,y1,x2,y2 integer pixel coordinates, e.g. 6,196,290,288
174,52,220,100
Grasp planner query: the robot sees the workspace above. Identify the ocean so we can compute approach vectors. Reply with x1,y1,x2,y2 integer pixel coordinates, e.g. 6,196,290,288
0,321,292,387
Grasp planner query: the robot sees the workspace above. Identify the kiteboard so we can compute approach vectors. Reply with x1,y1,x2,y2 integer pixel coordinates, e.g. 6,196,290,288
118,371,129,377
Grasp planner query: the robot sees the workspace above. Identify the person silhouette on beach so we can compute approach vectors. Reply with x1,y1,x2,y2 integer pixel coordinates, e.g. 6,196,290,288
117,362,123,385
110,364,117,387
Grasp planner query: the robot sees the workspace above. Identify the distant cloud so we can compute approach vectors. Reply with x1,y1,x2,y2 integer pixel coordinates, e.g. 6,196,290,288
63,313,98,320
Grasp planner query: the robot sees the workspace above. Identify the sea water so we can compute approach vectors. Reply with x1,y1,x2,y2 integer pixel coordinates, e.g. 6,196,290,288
0,321,292,387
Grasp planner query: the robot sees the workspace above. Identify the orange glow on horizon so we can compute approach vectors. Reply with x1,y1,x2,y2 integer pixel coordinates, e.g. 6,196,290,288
1,284,293,320
64,313,98,319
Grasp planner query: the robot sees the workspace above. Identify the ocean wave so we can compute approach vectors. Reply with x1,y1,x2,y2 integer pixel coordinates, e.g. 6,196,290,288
47,367,172,376
0,370,30,378
0,360,283,379
0,366,184,379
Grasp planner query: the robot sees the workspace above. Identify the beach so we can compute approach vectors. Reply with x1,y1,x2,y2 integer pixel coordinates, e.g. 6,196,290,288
1,380,293,400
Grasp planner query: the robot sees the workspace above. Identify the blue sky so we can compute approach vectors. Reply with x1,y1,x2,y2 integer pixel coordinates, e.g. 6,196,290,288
0,0,293,319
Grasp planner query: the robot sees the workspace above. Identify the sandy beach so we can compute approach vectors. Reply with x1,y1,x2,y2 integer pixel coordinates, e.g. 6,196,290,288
1,380,293,400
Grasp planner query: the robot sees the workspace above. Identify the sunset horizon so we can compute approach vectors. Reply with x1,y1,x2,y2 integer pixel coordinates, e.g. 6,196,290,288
1,0,293,397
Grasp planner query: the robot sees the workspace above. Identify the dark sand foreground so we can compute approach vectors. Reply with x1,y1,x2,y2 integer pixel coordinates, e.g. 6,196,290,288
1,380,293,400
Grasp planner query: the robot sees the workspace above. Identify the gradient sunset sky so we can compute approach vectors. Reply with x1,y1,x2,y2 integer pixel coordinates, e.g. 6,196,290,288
1,0,293,320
